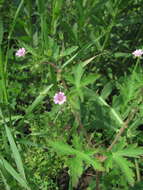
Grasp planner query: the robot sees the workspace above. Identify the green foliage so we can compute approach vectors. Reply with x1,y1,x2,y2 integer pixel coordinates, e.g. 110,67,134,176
113,156,134,186
0,0,143,189
0,158,30,190
49,135,103,188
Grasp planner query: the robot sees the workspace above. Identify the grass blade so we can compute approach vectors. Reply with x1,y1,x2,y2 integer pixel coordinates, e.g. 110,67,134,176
26,84,53,114
8,0,24,39
0,158,30,190
0,170,11,190
0,17,3,45
5,125,26,180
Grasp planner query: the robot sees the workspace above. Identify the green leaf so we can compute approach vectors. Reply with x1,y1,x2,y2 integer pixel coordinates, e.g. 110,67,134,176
101,82,113,100
0,169,11,190
60,46,78,57
49,141,104,171
49,141,76,155
0,17,3,45
114,52,131,58
0,158,30,190
0,115,23,124
8,0,24,39
61,52,78,69
74,64,84,88
104,155,113,172
81,74,100,87
113,155,134,186
67,157,83,188
115,147,143,158
26,84,53,114
81,56,97,68
72,135,83,150
97,96,124,126
5,126,26,180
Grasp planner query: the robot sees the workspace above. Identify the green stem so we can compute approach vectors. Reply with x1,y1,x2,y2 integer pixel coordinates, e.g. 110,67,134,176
0,47,8,103
133,58,140,74
135,158,141,182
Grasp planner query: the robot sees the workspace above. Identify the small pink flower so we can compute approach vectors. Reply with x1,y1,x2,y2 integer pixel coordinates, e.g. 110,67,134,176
15,48,26,57
54,92,66,105
132,49,143,57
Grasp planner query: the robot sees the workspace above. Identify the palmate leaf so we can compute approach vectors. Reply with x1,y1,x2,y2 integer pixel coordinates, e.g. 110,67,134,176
49,141,75,155
115,147,143,158
67,156,83,188
113,155,135,186
49,141,104,171
49,140,103,188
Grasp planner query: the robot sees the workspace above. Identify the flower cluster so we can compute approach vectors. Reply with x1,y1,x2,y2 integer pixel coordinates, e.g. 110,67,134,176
15,47,142,105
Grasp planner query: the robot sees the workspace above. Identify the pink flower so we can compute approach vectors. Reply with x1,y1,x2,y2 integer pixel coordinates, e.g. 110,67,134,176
15,48,26,57
132,49,143,57
54,92,66,105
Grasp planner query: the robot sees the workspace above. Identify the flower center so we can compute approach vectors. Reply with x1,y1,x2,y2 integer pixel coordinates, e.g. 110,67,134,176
58,95,63,101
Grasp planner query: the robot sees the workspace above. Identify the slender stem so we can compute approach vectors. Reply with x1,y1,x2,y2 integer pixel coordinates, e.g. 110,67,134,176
96,171,100,190
107,123,127,151
107,108,138,151
135,158,141,182
98,96,138,153
133,58,140,74
53,110,61,123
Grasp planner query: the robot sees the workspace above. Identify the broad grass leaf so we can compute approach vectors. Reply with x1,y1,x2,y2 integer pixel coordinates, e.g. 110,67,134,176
0,170,11,190
0,158,30,190
0,115,23,124
0,18,3,45
8,0,24,39
5,126,26,180
114,52,130,58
